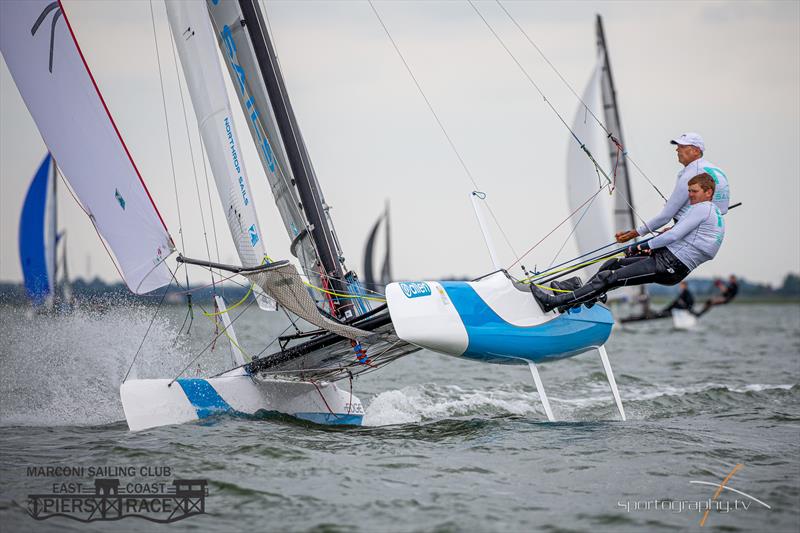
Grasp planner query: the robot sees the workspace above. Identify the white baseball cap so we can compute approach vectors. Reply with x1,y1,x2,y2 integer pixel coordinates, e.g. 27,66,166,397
670,132,705,152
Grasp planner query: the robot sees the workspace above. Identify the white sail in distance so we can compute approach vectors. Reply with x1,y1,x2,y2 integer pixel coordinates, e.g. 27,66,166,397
566,53,613,277
1,0,174,294
165,0,275,310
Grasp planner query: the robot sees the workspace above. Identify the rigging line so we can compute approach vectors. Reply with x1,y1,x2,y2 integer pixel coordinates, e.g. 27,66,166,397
525,239,619,279
169,296,258,385
494,0,667,202
123,280,172,383
164,12,217,290
258,0,276,51
507,182,609,269
467,0,611,188
199,140,222,267
148,0,188,288
367,0,519,260
547,187,602,269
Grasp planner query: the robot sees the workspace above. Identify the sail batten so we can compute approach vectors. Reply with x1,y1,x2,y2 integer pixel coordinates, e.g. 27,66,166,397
2,0,175,294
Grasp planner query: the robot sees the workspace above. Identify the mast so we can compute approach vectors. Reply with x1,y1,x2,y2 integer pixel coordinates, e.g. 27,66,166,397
236,1,347,291
206,0,355,319
596,14,648,311
595,15,636,232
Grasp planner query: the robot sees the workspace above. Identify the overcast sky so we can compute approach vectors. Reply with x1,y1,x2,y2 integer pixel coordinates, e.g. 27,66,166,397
1,0,798,291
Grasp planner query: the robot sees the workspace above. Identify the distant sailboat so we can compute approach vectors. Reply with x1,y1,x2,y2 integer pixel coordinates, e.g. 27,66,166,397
362,201,392,295
566,15,649,320
19,154,56,308
19,152,72,310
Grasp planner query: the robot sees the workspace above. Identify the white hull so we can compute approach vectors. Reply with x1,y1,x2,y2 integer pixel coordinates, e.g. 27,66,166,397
120,370,364,431
671,309,698,330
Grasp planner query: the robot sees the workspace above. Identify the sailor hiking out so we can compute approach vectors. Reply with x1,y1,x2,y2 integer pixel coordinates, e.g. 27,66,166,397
616,132,730,243
532,173,725,313
696,274,739,316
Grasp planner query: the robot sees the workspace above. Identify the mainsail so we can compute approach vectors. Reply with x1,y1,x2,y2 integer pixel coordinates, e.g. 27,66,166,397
205,0,356,319
566,55,613,275
19,154,56,307
1,0,175,294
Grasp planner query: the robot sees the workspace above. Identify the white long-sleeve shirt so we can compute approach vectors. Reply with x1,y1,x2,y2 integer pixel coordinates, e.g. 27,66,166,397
648,201,725,270
637,158,730,236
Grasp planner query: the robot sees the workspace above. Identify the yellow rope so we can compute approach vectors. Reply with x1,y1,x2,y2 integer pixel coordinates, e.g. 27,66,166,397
522,253,624,284
202,284,253,317
532,283,572,293
303,281,387,303
216,321,251,361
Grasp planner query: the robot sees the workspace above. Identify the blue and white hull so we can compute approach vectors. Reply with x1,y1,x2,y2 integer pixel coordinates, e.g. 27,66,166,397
120,370,364,431
386,271,624,421
385,271,614,364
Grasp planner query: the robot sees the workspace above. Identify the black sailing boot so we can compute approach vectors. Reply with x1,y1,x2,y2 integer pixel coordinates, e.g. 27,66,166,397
530,284,561,312
549,276,583,292
532,273,612,313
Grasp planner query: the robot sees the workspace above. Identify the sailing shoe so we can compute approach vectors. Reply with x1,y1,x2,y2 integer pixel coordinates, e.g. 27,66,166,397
530,284,560,313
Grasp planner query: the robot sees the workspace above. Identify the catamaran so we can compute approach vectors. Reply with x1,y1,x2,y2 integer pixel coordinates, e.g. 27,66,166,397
2,0,632,430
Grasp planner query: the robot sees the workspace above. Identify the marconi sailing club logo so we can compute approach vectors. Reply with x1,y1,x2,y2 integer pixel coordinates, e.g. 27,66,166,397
25,465,208,523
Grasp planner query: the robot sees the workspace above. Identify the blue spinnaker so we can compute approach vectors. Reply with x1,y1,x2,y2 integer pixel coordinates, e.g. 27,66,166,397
19,154,53,305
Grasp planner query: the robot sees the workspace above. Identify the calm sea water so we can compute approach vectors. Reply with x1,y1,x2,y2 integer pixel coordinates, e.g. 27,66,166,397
0,302,798,532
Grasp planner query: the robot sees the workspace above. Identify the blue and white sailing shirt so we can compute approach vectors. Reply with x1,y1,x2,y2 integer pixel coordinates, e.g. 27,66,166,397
637,157,730,235
648,201,725,270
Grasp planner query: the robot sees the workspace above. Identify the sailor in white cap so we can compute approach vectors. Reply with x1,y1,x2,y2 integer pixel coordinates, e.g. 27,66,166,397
615,132,730,243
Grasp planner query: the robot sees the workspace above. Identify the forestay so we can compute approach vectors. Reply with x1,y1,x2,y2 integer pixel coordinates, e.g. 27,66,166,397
1,0,174,294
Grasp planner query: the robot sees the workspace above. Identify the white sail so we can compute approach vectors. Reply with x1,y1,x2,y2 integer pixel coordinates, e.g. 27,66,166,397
1,0,174,294
566,53,613,276
165,0,275,310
